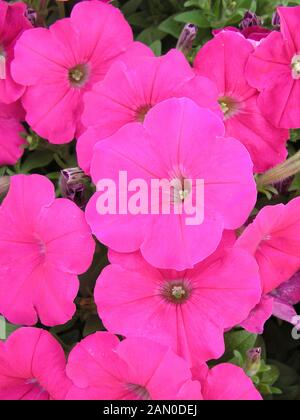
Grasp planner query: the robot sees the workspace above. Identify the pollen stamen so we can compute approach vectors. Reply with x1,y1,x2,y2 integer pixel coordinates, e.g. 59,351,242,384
172,286,186,300
160,280,191,304
291,54,300,79
69,64,89,87
135,104,152,122
218,96,239,119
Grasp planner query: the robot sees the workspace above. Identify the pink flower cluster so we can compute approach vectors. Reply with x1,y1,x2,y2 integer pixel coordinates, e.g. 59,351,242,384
0,328,261,400
1,0,300,401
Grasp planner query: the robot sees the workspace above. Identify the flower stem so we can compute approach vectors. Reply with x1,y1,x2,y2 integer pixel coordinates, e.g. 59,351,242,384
256,150,300,189
56,1,65,19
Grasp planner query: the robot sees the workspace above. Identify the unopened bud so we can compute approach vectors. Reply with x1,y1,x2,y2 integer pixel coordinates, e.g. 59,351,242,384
272,7,281,28
59,167,88,209
176,23,198,56
256,150,300,190
25,7,37,26
240,11,262,30
244,348,262,377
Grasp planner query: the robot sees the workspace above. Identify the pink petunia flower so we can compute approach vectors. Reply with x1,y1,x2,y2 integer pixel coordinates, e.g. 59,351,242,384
0,174,95,326
94,233,261,365
57,0,111,2
213,18,271,44
241,271,300,334
0,327,71,400
236,196,300,294
0,101,25,166
245,6,300,129
237,197,300,334
66,332,201,400
240,295,274,334
78,49,220,174
11,0,151,144
86,98,257,270
194,363,262,400
0,1,32,103
194,31,288,173
273,270,300,305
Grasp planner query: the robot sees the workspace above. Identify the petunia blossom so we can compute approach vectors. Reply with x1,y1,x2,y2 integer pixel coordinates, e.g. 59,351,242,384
0,0,32,103
66,332,201,400
94,234,261,365
242,271,300,334
11,0,152,144
213,26,271,44
245,6,300,129
86,98,257,270
0,101,25,166
78,49,220,174
193,363,262,400
236,196,300,294
241,295,274,334
0,174,95,326
194,31,288,173
0,327,71,400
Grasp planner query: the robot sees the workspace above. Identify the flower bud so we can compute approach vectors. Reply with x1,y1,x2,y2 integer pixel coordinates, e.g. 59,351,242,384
272,8,281,28
256,150,300,189
59,167,88,209
176,23,198,56
244,348,262,377
240,11,262,30
25,7,37,26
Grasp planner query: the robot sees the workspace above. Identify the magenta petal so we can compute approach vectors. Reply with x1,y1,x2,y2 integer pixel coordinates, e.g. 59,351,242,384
0,102,25,166
241,295,274,334
236,197,300,293
273,271,300,305
96,247,260,365
0,175,94,326
201,364,262,400
272,298,298,326
0,328,71,400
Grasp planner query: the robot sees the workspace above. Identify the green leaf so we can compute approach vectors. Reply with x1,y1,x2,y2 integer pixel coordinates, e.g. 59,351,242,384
136,27,166,45
289,172,300,192
232,350,244,367
0,316,20,340
159,15,183,38
223,330,258,360
127,12,151,29
121,0,143,16
252,375,260,385
270,387,283,395
174,10,211,27
184,0,204,8
290,128,300,142
238,0,257,10
261,365,280,386
149,40,162,56
258,383,273,395
21,150,53,173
